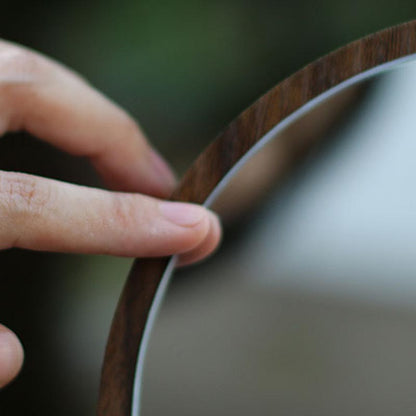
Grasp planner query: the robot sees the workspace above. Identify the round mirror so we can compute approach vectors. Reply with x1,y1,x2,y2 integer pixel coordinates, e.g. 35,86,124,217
142,58,416,416
97,21,416,416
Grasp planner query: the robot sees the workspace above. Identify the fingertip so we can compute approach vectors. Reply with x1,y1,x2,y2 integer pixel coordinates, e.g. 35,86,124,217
155,201,221,265
155,202,213,256
0,325,24,388
177,211,222,267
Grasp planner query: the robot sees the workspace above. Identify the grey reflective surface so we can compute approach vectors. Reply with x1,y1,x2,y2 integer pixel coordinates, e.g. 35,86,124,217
141,59,416,415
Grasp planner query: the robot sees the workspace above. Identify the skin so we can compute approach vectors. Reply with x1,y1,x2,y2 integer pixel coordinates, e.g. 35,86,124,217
0,40,222,389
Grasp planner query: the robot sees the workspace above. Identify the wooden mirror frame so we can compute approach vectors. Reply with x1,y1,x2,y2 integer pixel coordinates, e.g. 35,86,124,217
97,20,416,415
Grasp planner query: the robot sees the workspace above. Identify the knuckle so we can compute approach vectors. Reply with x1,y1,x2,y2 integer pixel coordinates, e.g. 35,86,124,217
108,193,137,231
0,46,44,84
116,112,143,144
115,115,143,151
122,116,140,137
0,172,52,217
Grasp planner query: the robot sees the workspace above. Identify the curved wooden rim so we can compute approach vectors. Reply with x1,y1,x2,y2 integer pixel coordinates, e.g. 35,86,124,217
97,20,416,415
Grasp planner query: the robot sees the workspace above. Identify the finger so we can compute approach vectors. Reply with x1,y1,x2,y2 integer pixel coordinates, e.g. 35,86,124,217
0,171,218,261
0,39,176,197
177,212,222,266
0,325,24,388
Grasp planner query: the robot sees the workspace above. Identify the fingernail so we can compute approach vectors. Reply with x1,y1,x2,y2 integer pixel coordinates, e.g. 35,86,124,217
160,202,206,227
149,149,177,192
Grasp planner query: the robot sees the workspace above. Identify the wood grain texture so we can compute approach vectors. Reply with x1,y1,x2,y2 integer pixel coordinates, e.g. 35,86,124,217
97,20,416,415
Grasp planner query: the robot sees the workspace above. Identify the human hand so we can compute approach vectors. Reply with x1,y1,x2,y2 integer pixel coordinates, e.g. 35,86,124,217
0,40,221,388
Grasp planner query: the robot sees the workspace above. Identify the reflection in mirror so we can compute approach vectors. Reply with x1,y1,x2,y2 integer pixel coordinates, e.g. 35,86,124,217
141,59,416,416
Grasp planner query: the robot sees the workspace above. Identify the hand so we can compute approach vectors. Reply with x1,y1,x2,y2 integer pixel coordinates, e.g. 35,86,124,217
0,40,221,388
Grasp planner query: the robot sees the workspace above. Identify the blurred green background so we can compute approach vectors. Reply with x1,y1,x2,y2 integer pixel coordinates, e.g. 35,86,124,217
0,1,415,414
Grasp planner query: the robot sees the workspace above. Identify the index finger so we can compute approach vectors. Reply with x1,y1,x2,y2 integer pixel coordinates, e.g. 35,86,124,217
0,39,176,197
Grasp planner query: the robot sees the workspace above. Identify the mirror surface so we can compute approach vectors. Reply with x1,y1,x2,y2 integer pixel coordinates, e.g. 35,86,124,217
141,58,416,416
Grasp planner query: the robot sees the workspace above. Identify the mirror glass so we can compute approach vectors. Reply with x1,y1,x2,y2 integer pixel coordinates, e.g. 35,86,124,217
141,58,416,416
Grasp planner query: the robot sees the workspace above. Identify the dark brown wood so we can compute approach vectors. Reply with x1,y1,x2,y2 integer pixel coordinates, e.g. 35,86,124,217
97,20,416,415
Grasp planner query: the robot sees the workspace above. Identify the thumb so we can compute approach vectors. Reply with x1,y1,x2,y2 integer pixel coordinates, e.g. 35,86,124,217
0,325,24,388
